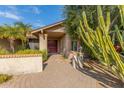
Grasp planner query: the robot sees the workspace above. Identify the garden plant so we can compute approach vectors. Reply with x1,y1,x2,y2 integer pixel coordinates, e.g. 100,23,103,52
78,5,124,83
0,74,12,84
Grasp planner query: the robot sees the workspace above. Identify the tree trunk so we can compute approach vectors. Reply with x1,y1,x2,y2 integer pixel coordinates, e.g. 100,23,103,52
9,39,15,53
21,40,24,48
21,40,27,49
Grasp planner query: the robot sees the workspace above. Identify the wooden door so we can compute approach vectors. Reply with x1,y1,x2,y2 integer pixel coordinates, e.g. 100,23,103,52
48,40,57,53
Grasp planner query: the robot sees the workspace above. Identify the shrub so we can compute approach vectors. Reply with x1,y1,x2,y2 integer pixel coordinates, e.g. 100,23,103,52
15,45,27,52
16,49,42,54
16,49,48,62
0,74,12,84
41,49,48,62
0,48,9,55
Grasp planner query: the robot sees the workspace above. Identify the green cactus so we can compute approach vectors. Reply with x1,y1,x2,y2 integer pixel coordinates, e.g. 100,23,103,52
118,5,124,27
79,5,124,83
115,25,124,51
115,6,124,53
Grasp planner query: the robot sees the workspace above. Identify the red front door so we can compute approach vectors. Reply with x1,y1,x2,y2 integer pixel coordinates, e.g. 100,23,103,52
48,40,57,53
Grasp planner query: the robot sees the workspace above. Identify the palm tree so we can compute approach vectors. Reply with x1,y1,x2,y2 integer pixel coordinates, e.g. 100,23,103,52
14,22,32,36
0,24,26,53
14,22,32,48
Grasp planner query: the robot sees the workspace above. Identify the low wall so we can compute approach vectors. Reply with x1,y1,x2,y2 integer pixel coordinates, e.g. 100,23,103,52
0,54,43,75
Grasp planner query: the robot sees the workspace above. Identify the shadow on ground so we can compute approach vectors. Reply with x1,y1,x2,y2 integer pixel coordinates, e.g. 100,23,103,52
43,63,48,70
74,60,124,88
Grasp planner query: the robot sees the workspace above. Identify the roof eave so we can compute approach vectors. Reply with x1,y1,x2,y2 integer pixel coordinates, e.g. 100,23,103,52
31,20,64,34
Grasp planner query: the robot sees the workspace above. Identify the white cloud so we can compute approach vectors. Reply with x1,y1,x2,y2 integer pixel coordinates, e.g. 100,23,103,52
0,11,21,20
31,6,40,14
20,6,41,15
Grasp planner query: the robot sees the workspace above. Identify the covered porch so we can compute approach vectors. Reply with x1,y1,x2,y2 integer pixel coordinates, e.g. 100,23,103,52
29,21,72,55
39,30,66,54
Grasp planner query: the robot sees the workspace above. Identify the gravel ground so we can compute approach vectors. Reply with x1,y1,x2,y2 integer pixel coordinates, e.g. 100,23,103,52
0,54,109,88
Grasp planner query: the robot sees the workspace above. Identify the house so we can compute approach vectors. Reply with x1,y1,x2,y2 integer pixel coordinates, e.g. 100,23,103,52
28,21,80,55
0,21,80,55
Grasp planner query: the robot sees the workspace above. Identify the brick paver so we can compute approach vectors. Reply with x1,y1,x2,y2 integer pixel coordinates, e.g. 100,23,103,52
0,54,110,88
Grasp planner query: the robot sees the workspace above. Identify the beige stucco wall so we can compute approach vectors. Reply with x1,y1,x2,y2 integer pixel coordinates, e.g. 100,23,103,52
44,24,64,32
39,34,47,51
0,54,43,75
58,34,72,56
62,34,72,56
29,42,39,49
45,27,65,33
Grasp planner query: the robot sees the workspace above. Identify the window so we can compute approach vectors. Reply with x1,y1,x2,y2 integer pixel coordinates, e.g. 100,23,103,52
71,41,78,51
29,39,39,43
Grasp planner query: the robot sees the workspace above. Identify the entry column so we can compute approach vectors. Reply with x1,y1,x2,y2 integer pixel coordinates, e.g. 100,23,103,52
39,34,47,51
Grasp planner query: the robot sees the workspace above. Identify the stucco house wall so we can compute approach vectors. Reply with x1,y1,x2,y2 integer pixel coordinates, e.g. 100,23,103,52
63,34,72,55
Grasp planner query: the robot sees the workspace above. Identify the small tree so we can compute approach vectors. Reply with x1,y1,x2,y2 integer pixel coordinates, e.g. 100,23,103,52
14,22,32,36
0,24,26,53
14,22,32,48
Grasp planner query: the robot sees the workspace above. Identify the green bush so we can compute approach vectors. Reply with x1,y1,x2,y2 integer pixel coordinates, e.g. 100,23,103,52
15,45,27,52
41,49,48,62
0,48,9,55
16,49,48,62
16,49,42,54
0,74,12,84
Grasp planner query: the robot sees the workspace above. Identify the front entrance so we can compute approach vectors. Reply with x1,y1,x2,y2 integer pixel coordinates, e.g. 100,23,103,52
48,40,58,53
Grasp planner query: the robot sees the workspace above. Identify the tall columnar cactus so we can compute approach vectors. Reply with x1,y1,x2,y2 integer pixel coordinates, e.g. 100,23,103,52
118,5,124,27
79,6,124,82
114,25,124,51
113,6,124,52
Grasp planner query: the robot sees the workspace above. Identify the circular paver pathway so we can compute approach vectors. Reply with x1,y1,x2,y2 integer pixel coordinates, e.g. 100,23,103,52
0,54,109,88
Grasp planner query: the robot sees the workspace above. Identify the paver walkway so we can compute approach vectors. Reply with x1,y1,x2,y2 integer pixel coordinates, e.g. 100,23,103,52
0,54,110,88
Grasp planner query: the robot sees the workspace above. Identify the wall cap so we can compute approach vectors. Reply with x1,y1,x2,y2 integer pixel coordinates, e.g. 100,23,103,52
0,54,42,58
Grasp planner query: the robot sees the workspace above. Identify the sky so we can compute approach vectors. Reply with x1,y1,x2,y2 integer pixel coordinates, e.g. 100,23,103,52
0,5,64,29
